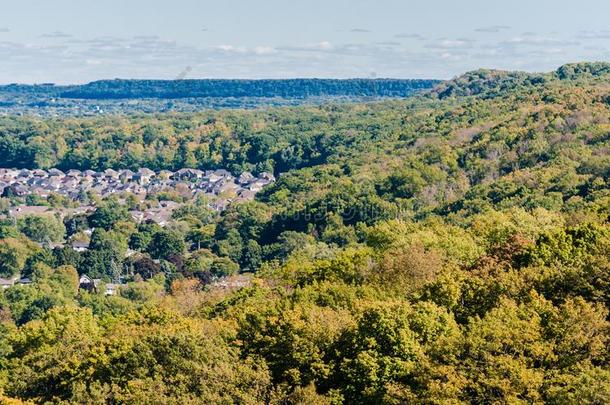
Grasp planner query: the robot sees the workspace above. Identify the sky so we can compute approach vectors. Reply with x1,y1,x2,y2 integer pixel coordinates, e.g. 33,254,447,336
1,0,610,83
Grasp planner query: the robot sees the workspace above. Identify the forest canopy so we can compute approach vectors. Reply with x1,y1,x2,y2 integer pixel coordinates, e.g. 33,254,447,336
1,63,610,403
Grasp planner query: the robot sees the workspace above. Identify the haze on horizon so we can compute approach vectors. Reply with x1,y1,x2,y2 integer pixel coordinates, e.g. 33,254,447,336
2,0,610,84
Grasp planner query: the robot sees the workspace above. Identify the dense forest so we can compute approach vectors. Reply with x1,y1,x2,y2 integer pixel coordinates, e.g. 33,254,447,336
1,62,610,403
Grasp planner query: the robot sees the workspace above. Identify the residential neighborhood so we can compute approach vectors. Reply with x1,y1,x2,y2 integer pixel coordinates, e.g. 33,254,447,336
0,167,275,209
0,168,279,297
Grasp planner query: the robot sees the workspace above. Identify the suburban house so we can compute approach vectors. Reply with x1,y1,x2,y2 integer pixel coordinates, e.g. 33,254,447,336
71,240,90,252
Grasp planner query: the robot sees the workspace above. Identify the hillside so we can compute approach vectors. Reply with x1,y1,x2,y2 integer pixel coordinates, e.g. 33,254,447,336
1,63,610,403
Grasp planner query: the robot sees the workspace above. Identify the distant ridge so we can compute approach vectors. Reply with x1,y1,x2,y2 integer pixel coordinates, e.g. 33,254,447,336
0,78,441,100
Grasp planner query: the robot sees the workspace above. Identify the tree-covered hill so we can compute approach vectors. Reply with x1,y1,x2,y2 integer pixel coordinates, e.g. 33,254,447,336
1,63,610,403
0,78,440,116
431,61,610,99
58,78,440,99
0,78,439,101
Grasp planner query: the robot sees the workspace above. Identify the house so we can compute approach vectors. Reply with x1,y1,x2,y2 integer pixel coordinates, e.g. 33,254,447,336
130,210,145,223
210,199,231,211
18,169,32,179
159,200,179,209
0,171,18,183
48,168,65,177
238,171,255,184
158,170,174,180
214,169,233,178
0,168,16,177
206,169,234,183
145,183,169,194
247,180,270,192
119,169,135,183
4,184,29,197
31,187,50,198
79,274,93,287
66,169,82,178
137,168,156,183
61,177,80,189
71,240,90,252
104,169,120,180
0,277,16,289
238,189,257,200
141,208,174,226
259,172,276,182
81,173,94,184
104,283,122,296
79,274,100,292
134,168,155,185
138,168,156,177
18,278,32,286
214,181,240,195
47,177,63,189
32,169,48,177
173,168,204,181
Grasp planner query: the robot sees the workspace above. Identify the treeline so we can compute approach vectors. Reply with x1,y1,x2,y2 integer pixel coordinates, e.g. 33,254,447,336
0,78,440,101
59,78,440,99
0,102,410,173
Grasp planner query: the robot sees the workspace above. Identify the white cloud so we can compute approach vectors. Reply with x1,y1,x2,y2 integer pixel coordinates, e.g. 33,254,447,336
1,29,609,84
40,31,72,39
318,41,333,50
425,38,475,49
394,33,425,40
132,35,159,40
501,36,579,47
375,41,401,46
475,25,511,33
215,44,246,53
254,46,276,55
576,30,610,40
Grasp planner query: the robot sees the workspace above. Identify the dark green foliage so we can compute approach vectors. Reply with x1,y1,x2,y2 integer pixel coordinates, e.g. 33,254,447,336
59,78,439,99
64,214,89,237
88,200,129,230
17,215,65,244
146,230,186,260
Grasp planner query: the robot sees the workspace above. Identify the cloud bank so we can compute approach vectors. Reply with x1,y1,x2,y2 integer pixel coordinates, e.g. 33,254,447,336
0,29,607,83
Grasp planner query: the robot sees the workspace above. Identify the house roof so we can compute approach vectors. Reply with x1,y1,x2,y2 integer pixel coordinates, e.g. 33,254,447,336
138,168,156,176
72,241,90,248
0,278,16,286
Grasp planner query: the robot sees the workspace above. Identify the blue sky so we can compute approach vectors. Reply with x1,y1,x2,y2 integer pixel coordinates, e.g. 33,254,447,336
2,0,610,83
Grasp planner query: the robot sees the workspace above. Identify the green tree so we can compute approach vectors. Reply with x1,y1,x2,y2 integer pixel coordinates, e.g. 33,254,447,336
88,200,130,230
0,238,38,278
147,230,186,260
18,215,66,244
